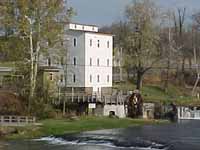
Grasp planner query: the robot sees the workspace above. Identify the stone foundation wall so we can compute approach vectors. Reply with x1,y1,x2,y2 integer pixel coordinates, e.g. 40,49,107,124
103,105,126,118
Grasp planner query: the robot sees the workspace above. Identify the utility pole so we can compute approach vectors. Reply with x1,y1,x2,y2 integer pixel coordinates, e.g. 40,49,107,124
63,37,70,115
166,13,171,93
120,47,123,82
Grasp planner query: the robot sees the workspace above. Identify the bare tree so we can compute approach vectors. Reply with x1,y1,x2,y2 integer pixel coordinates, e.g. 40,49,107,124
173,7,187,84
123,0,161,90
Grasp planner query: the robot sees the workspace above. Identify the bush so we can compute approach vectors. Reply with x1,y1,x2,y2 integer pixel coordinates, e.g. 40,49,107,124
0,92,25,115
31,98,57,119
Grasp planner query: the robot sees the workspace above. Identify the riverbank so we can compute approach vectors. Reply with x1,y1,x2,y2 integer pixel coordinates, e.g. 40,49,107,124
4,116,168,140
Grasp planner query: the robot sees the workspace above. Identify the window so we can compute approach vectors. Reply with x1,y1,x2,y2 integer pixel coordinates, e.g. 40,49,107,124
60,57,64,66
97,40,100,48
97,75,100,82
73,38,77,47
47,57,51,66
107,59,109,66
90,58,92,66
90,39,92,47
73,74,76,83
90,75,92,83
73,57,77,66
49,73,53,81
107,41,109,48
61,40,64,46
82,26,84,30
97,87,100,93
60,74,64,82
97,58,100,66
107,75,110,83
117,59,120,66
75,24,77,29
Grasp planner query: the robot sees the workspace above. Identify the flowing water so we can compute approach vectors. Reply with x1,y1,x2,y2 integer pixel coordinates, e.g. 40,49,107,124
4,120,200,150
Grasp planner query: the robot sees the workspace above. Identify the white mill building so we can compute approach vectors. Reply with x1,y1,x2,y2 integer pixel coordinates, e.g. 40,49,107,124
39,23,113,97
65,23,113,96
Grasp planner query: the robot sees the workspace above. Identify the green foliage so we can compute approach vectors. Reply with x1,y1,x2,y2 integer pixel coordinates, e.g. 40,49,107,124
0,0,74,112
114,82,196,105
1,0,73,54
0,37,28,61
124,0,161,68
31,98,57,119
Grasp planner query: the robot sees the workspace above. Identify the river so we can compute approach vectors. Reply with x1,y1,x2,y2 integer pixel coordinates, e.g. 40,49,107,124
3,120,200,150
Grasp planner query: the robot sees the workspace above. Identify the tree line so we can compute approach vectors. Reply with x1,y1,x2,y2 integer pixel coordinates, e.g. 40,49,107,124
0,0,74,115
1,0,200,116
101,0,200,93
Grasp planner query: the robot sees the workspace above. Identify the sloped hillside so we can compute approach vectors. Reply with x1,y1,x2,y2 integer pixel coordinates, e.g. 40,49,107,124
0,91,25,115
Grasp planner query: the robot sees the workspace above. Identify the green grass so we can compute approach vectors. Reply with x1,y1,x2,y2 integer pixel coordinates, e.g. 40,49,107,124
6,117,167,140
114,82,197,105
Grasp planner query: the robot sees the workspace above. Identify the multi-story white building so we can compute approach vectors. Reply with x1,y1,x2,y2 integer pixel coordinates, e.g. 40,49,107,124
65,23,113,95
40,23,113,96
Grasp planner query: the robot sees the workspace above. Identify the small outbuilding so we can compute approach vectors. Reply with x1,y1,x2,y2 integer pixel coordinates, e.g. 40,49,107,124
142,103,155,119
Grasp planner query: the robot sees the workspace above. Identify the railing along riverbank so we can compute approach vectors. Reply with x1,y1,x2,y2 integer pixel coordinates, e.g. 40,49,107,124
0,116,36,125
178,107,200,120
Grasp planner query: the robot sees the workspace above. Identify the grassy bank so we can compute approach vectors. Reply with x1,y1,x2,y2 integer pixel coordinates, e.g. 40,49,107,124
6,117,168,140
114,82,199,105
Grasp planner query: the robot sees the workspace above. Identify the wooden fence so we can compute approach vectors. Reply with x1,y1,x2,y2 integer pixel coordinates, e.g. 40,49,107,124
0,116,36,124
55,94,128,105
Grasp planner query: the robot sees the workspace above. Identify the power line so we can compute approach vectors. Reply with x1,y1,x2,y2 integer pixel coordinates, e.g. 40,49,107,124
54,63,199,70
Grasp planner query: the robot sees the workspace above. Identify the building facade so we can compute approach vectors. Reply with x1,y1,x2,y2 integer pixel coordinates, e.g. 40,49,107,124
40,23,113,96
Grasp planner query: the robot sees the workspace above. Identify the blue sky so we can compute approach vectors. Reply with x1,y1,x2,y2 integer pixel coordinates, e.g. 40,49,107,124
68,0,200,27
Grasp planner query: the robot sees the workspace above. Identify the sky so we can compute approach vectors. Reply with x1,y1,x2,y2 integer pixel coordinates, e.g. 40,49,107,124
68,0,200,27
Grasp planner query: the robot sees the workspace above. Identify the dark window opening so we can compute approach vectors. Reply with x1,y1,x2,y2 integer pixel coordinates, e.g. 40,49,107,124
97,40,100,48
90,39,92,46
73,57,77,66
60,75,64,82
107,59,109,66
73,38,77,47
90,58,92,66
49,73,53,81
61,57,64,66
97,58,100,66
48,57,51,66
107,41,109,48
73,74,76,83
